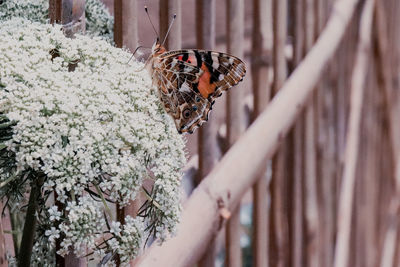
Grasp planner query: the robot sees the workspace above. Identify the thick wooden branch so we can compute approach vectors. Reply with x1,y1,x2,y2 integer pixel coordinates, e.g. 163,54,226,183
136,0,360,266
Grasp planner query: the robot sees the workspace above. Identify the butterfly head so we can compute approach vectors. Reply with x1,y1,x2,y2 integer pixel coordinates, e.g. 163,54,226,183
151,38,167,56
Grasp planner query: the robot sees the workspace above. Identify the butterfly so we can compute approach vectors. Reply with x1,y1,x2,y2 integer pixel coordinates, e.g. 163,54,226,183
138,8,246,134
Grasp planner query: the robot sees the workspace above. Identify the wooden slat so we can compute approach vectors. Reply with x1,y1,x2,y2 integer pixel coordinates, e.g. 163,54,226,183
333,0,375,266
159,0,169,47
114,0,138,50
290,0,305,266
196,0,218,264
303,0,321,265
374,1,400,266
251,0,272,265
114,0,123,47
159,0,181,50
269,0,289,266
315,1,335,266
225,0,245,266
49,0,62,24
61,0,85,37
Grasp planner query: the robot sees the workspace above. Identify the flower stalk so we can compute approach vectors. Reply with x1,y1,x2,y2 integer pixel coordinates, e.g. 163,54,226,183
17,174,44,267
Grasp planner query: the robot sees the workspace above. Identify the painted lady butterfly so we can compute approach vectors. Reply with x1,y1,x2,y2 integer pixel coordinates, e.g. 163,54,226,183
140,8,246,134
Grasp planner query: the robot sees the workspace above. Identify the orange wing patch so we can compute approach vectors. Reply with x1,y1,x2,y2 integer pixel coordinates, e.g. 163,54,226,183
198,63,217,98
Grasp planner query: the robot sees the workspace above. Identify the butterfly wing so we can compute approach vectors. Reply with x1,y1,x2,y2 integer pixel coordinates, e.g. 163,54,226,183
153,57,212,133
160,50,246,101
154,50,246,133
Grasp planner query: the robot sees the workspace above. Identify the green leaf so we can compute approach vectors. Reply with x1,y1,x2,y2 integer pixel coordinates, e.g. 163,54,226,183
61,135,69,147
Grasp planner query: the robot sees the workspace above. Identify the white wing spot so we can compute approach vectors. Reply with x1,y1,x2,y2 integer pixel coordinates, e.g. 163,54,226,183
212,61,219,70
170,60,177,68
183,66,192,73
179,82,191,93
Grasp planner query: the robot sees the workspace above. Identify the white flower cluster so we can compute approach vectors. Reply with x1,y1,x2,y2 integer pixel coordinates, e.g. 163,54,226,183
85,0,114,41
0,18,186,264
57,197,106,257
0,0,114,41
0,0,48,22
103,216,144,263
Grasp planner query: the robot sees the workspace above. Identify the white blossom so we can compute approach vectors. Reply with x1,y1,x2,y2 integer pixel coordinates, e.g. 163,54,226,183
48,205,62,221
45,227,60,244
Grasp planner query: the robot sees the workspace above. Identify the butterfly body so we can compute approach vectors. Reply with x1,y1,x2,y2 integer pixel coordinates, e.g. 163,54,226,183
146,40,246,134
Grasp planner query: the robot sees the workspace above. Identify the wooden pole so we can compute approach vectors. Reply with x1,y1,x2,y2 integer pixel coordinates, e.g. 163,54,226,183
303,0,321,265
362,76,379,267
374,1,400,266
290,0,305,266
136,0,362,265
226,0,245,266
251,0,273,266
49,0,62,24
196,0,218,266
114,0,138,51
159,0,181,50
269,0,288,266
333,0,375,266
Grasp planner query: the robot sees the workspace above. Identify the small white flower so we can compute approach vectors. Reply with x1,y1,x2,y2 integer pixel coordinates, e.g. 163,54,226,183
110,221,121,235
48,205,62,221
45,227,60,244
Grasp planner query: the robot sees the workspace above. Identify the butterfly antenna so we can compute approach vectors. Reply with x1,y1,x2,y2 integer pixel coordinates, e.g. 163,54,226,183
127,46,153,64
144,6,159,38
127,46,143,64
161,14,176,46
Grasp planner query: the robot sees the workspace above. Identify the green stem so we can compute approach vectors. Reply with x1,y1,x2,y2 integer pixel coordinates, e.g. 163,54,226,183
70,189,76,202
0,173,18,189
9,207,22,257
94,184,113,221
0,121,15,129
142,189,161,209
17,174,44,267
